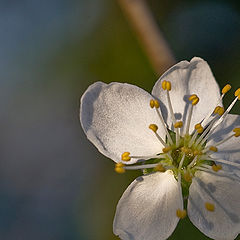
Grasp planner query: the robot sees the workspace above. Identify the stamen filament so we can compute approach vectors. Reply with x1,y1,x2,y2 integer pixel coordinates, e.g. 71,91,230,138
129,155,164,159
213,96,239,129
187,156,198,169
188,130,199,147
149,124,168,147
203,133,235,154
185,104,193,136
195,166,240,182
178,153,186,170
154,131,168,147
124,163,159,170
201,84,231,127
166,90,180,142
195,116,218,146
155,107,174,145
204,157,240,169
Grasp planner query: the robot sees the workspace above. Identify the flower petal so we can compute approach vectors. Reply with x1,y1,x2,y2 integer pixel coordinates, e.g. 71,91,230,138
80,82,166,163
188,171,240,240
113,170,183,240
207,114,240,176
152,57,221,134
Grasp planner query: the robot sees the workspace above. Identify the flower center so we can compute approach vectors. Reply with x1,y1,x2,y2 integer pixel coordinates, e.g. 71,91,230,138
115,82,240,194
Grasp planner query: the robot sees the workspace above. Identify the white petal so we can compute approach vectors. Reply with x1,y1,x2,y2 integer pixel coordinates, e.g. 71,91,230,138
80,82,166,163
207,114,240,176
113,170,183,240
188,171,240,240
152,57,221,134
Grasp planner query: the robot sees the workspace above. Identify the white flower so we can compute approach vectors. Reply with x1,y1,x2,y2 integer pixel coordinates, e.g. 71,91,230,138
80,57,240,240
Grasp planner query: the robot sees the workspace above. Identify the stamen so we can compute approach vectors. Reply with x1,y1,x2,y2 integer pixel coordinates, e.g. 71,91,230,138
149,124,158,133
162,80,171,91
162,80,182,146
193,150,202,156
176,209,187,219
197,106,224,146
149,124,167,147
154,163,166,172
121,152,131,161
235,88,240,98
201,84,231,127
195,115,219,146
174,121,183,128
187,156,198,168
185,95,199,135
195,123,204,134
178,154,186,170
122,153,163,161
150,99,155,108
212,164,222,172
205,202,215,212
124,163,159,170
234,128,240,137
209,146,218,152
150,99,174,145
196,166,240,182
213,106,224,116
115,163,125,174
203,128,240,153
188,123,203,147
162,146,172,153
212,93,240,130
222,84,232,94
188,94,199,105
213,133,235,147
204,157,240,169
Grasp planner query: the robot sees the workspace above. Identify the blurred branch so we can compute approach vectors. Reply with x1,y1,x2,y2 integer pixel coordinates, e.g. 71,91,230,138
117,0,176,75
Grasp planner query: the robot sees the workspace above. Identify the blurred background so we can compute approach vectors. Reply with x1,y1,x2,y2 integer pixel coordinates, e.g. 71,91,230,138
0,0,240,239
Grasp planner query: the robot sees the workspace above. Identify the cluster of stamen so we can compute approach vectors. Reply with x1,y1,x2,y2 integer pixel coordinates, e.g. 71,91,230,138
115,81,240,219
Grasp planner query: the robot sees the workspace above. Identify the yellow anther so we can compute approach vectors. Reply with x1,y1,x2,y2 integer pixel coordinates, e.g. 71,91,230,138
196,127,203,134
205,202,215,212
189,94,197,101
183,172,192,182
150,99,155,108
115,163,125,174
162,80,167,90
162,80,171,91
149,124,158,133
235,88,240,97
150,99,160,108
233,128,240,137
222,84,231,94
195,123,203,134
154,164,166,172
176,209,187,219
195,123,201,129
212,164,222,172
214,106,224,116
181,147,191,154
162,146,172,153
189,94,199,105
154,99,160,108
209,146,218,152
121,152,131,161
193,150,202,156
174,121,183,128
166,81,171,91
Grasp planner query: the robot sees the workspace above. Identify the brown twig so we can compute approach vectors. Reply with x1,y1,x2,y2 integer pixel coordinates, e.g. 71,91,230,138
117,0,176,75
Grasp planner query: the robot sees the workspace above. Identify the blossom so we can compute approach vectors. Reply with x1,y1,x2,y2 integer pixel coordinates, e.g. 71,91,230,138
80,57,240,240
